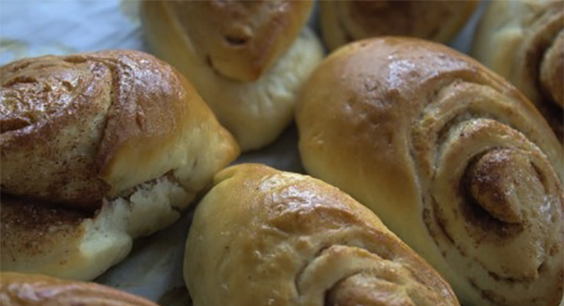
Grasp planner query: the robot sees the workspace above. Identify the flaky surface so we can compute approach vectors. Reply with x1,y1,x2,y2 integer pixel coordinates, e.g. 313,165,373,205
296,38,563,306
320,0,478,51
0,272,157,306
472,0,563,140
0,50,239,280
140,1,323,151
184,164,459,306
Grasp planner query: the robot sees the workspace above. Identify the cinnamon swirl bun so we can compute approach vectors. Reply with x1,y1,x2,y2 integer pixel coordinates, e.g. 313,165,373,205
296,37,563,306
0,50,239,280
472,0,564,140
184,164,459,306
320,0,478,51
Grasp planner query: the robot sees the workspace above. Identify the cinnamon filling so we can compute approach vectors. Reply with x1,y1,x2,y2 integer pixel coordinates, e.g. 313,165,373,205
461,148,541,237
0,58,98,133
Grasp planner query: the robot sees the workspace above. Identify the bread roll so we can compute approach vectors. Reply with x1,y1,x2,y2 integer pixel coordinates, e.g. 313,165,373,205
472,0,563,140
140,0,324,151
184,163,459,306
0,50,239,280
320,0,478,51
296,38,563,306
0,272,157,306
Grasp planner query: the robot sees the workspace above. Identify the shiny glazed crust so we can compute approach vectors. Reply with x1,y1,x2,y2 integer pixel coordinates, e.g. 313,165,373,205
0,50,239,280
296,38,563,306
164,0,313,82
0,50,239,210
472,0,563,140
184,164,459,306
0,272,157,306
320,0,478,50
140,0,324,151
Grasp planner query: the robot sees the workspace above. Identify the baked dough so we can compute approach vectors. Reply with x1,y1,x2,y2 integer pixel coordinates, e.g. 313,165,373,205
0,272,157,306
296,37,563,306
140,0,324,151
0,50,239,280
472,0,563,140
320,0,478,50
184,163,459,306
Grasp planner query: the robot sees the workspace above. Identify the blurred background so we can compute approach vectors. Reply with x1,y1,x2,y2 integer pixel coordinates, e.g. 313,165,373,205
0,0,486,65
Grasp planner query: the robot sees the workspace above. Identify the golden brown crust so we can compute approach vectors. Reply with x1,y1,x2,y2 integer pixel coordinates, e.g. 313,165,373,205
0,55,113,209
0,50,239,280
1,195,88,261
320,0,478,50
296,37,563,306
0,272,157,306
166,0,313,81
140,1,323,151
0,50,239,210
184,163,459,306
83,50,195,183
472,0,564,140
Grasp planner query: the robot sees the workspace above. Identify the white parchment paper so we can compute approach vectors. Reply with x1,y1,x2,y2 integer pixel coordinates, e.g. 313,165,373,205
0,0,487,304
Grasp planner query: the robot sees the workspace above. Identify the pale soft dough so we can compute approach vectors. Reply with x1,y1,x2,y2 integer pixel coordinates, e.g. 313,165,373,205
0,50,239,280
141,1,324,151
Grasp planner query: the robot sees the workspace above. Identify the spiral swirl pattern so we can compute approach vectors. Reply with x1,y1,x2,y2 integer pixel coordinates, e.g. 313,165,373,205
0,50,239,280
472,0,564,139
319,0,477,51
297,38,563,305
412,80,562,305
1,55,114,208
0,50,238,210
184,164,458,306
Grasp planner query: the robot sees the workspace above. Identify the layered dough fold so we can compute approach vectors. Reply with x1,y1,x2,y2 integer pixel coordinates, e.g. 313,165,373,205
296,37,563,306
472,0,564,139
320,0,478,51
0,50,239,280
184,164,459,306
